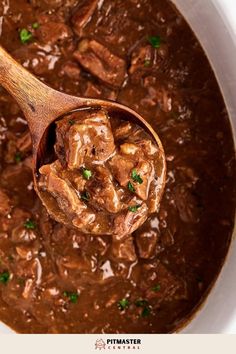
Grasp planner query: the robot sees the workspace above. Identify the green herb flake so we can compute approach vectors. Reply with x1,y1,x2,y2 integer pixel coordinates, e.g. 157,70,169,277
141,306,151,317
117,298,129,311
135,299,151,317
0,271,10,284
144,59,151,67
82,168,92,180
128,205,141,213
68,119,75,126
63,291,79,303
152,284,161,292
127,181,135,193
135,299,148,308
32,22,39,29
19,28,33,44
80,191,90,202
15,152,22,163
24,219,36,230
148,35,161,48
131,169,143,184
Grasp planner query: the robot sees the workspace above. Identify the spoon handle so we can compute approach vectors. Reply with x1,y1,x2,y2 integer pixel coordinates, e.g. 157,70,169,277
0,45,82,144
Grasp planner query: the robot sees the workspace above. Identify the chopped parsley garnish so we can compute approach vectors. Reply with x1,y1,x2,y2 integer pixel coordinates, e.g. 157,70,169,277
19,28,33,44
128,181,135,193
117,298,129,311
131,169,143,184
135,299,151,317
135,299,148,307
24,219,36,229
15,151,22,163
63,291,79,303
80,191,90,202
141,306,151,317
82,168,92,180
68,119,75,125
148,35,161,48
0,271,10,284
32,22,39,29
128,205,141,213
152,284,161,292
144,59,151,67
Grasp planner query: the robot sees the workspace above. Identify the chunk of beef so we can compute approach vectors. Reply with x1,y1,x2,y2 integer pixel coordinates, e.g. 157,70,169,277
73,39,127,87
109,155,135,186
138,139,158,157
1,258,42,309
112,236,137,262
87,166,122,213
72,212,107,234
5,131,32,162
109,152,154,201
13,44,60,76
71,0,99,36
142,77,173,113
0,189,11,216
59,61,81,80
39,160,86,217
144,262,187,304
113,203,148,238
133,160,155,200
120,143,139,155
55,110,115,169
129,45,153,75
135,229,158,259
113,122,133,141
37,21,72,45
72,210,96,229
174,184,200,223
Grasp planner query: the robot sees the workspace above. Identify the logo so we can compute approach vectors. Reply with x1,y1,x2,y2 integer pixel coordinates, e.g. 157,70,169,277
95,339,106,350
95,338,141,350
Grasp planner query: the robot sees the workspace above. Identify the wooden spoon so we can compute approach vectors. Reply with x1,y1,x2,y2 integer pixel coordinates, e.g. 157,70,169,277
0,45,166,228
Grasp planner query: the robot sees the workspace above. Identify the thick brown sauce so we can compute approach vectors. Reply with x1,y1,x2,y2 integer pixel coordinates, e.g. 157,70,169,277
0,0,235,333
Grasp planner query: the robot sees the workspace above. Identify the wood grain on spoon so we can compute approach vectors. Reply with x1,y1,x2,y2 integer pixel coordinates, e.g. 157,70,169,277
0,45,166,230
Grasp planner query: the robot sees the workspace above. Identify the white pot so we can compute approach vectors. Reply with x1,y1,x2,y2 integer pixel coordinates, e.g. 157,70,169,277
173,0,236,334
0,0,235,334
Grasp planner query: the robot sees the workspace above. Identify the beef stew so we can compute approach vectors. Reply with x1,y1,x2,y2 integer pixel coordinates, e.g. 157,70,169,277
0,0,235,333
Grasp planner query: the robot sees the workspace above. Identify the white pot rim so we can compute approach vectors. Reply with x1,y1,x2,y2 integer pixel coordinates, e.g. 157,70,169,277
173,0,236,334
